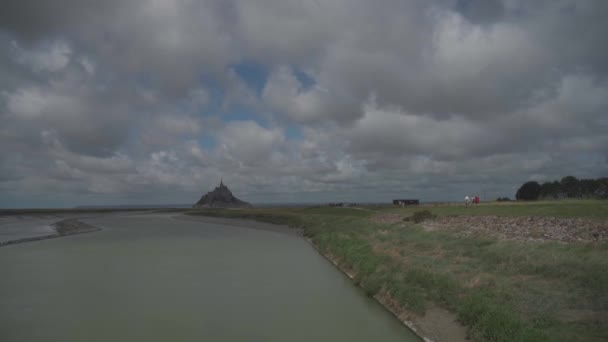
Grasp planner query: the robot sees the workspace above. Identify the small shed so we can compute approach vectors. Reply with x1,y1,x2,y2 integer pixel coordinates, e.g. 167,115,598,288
393,199,419,206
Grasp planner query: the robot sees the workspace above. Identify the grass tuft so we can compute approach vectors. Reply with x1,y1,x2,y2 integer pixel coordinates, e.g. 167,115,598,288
403,209,437,223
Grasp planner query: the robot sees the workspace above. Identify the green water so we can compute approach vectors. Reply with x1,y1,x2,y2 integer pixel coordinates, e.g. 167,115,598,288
0,214,419,341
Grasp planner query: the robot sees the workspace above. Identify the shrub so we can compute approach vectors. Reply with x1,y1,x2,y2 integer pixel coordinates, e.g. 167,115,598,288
458,291,547,341
409,210,436,223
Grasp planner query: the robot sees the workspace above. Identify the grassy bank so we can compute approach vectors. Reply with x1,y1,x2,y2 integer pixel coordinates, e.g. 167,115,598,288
186,201,608,342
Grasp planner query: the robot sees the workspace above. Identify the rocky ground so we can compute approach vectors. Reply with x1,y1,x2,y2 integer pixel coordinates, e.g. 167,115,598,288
371,213,608,243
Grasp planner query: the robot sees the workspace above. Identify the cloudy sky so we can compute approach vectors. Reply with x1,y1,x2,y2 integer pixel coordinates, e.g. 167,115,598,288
1,0,607,207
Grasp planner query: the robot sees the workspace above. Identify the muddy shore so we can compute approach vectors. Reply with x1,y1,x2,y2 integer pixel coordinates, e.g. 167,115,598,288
302,236,466,342
0,218,102,247
0,218,101,247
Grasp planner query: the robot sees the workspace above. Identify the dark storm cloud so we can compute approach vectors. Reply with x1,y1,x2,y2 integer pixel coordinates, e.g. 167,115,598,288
0,1,128,39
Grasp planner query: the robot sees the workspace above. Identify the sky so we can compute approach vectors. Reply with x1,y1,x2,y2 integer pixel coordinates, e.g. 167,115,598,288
1,0,607,208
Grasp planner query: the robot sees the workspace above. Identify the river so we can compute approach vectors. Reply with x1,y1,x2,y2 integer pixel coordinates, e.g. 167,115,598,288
0,214,419,341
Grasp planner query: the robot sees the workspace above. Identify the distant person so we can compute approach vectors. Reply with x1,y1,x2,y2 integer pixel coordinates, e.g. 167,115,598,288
464,196,471,206
474,196,480,205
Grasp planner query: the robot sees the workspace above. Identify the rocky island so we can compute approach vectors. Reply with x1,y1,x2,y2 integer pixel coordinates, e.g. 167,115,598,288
193,179,252,208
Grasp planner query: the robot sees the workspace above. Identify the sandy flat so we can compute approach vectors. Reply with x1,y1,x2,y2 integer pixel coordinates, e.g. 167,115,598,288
0,216,58,244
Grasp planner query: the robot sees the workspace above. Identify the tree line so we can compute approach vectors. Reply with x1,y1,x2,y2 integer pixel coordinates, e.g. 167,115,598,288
515,176,608,200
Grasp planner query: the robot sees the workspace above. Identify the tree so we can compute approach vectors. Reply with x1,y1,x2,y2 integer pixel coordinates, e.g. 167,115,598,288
595,178,608,199
518,176,607,201
579,178,600,198
560,176,580,198
516,181,541,200
539,181,560,199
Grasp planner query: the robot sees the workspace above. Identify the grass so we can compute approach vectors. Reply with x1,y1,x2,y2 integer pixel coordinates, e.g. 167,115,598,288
376,199,608,219
186,200,608,342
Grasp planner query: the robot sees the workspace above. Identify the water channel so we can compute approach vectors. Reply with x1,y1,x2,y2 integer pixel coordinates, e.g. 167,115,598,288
0,214,419,341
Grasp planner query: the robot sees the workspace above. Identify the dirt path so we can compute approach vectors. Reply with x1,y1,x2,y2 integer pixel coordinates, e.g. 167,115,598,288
421,215,608,243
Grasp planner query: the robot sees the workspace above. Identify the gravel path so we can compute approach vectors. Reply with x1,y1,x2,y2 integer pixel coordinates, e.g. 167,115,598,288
421,215,608,243
370,213,608,243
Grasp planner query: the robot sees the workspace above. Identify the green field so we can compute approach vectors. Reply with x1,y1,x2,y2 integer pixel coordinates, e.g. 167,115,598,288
376,200,608,219
187,201,608,342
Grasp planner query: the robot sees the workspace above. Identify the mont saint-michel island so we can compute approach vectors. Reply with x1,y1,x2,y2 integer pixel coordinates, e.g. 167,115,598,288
2,2,608,342
193,180,252,208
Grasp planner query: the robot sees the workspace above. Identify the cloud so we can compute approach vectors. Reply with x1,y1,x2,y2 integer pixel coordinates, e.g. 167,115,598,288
348,101,488,159
3,76,133,156
11,40,72,72
263,66,324,122
217,120,284,165
456,0,505,26
1,0,607,206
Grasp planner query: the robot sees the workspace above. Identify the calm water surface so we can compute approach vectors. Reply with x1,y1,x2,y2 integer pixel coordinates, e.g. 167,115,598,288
0,214,419,341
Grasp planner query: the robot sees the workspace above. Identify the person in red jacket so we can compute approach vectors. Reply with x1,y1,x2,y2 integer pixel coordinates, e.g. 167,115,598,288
473,196,480,204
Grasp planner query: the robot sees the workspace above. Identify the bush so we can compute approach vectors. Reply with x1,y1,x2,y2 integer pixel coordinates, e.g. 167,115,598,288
596,181,608,199
458,291,547,341
516,181,541,200
409,210,436,223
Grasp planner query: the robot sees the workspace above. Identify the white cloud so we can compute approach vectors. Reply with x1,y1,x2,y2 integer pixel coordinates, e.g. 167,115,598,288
262,66,326,122
349,100,486,159
5,87,48,118
217,120,285,164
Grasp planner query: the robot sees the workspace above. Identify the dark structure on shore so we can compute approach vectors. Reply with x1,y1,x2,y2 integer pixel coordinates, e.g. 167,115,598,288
193,179,252,208
393,199,419,206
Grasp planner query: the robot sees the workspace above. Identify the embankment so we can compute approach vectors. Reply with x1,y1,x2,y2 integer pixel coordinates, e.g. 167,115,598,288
302,236,457,342
185,205,608,342
185,210,459,342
